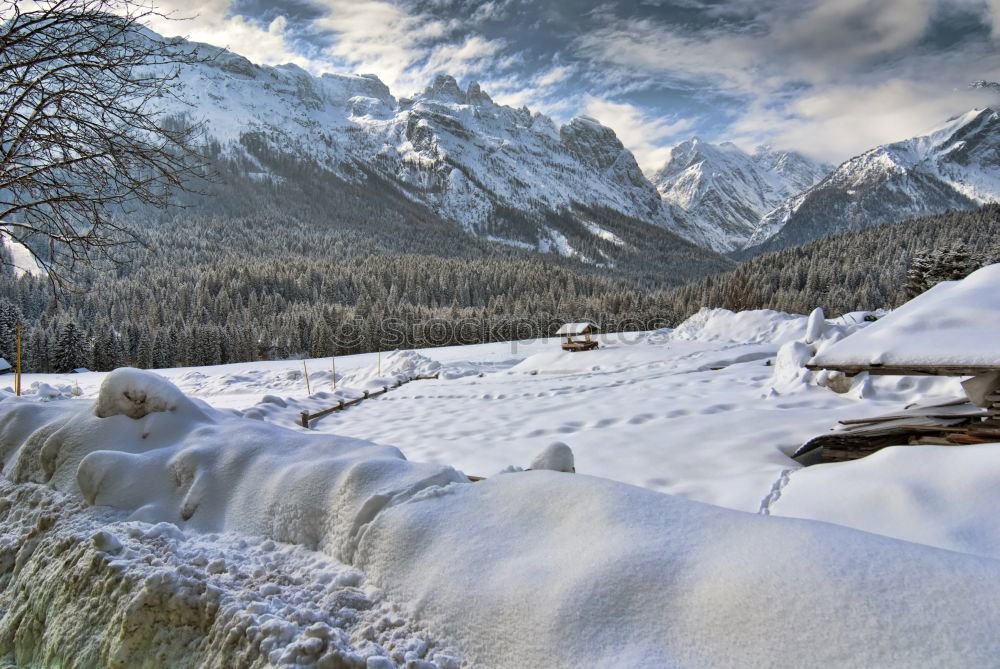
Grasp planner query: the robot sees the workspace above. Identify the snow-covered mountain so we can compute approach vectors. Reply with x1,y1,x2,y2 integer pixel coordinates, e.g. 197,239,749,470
163,41,708,262
746,108,1000,251
652,139,829,252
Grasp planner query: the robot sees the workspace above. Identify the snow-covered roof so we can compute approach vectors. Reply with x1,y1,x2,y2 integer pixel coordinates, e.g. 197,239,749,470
810,263,1000,372
0,358,10,370
556,322,599,335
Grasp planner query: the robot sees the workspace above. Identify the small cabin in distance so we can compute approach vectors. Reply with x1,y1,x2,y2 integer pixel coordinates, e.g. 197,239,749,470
557,322,599,352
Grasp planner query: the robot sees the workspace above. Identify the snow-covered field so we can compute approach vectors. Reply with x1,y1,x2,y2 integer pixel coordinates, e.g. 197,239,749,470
2,304,998,667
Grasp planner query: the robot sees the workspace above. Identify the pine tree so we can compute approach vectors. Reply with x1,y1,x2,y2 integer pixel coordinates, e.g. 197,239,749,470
52,322,88,373
903,249,934,301
933,243,975,282
26,328,50,373
0,298,22,365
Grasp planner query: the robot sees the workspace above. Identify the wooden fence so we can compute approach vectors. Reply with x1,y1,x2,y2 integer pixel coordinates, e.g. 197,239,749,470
299,373,440,428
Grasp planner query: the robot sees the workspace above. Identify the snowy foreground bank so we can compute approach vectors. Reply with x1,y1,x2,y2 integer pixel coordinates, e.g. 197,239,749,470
3,307,1000,666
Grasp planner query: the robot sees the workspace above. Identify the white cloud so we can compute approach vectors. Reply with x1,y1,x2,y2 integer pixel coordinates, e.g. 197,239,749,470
576,0,941,93
582,96,695,174
729,79,999,162
314,0,508,96
148,0,319,71
483,64,577,115
987,0,1000,38
574,0,1000,162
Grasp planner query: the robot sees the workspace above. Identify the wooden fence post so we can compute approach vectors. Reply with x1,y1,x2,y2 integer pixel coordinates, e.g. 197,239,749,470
303,360,311,395
15,322,21,397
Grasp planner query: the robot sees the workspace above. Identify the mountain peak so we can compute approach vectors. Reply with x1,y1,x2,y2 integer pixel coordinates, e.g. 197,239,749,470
653,137,829,252
422,74,465,102
745,106,1000,252
419,75,496,106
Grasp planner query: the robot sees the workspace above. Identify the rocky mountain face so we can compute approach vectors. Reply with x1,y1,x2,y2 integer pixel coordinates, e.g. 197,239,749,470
745,108,1000,252
163,42,715,269
652,139,829,252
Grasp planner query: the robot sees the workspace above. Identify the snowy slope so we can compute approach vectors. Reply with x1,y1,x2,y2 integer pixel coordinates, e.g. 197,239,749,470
0,230,45,278
654,139,829,252
810,263,1000,368
160,40,694,259
747,108,1000,250
3,322,1000,666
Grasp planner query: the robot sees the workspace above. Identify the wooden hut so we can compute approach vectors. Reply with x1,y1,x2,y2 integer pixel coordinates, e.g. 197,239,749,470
557,322,599,352
797,264,1000,463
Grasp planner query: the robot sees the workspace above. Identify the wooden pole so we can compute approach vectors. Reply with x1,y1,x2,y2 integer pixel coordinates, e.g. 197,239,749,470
15,322,21,396
331,353,336,390
377,349,381,376
302,360,311,396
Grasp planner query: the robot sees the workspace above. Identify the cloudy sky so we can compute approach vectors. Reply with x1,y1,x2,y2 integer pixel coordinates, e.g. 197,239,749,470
149,0,1000,173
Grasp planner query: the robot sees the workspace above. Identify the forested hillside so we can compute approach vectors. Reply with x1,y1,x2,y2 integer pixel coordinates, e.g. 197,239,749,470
3,136,997,376
0,149,727,372
662,205,1000,317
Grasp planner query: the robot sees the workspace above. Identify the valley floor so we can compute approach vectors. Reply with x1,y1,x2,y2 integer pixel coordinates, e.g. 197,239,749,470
2,307,997,667
15,311,963,513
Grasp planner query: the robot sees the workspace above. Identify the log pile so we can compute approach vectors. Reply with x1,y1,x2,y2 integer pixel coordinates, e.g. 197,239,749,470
793,398,1000,464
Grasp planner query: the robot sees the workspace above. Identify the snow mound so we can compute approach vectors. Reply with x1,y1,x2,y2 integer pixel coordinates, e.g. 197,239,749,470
529,442,575,472
5,377,1000,666
812,263,1000,368
0,480,462,668
340,350,442,390
665,307,809,345
773,444,1000,559
0,383,465,564
24,381,80,401
360,471,1000,668
95,368,197,419
769,307,965,400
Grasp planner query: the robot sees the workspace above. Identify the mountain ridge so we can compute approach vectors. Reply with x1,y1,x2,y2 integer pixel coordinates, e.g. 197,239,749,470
743,107,1000,253
162,41,714,269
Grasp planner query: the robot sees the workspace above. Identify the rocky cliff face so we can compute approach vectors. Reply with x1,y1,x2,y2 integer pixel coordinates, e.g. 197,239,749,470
163,44,690,261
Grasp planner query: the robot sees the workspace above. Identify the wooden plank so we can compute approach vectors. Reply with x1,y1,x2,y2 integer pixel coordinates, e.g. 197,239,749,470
838,407,995,425
839,416,967,434
805,363,1000,377
947,433,999,445
909,436,957,445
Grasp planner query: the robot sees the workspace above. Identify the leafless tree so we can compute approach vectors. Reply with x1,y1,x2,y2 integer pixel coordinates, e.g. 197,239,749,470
0,0,208,288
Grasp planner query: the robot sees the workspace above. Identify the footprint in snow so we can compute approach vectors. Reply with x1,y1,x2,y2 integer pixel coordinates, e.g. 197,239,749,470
556,421,583,434
701,403,737,414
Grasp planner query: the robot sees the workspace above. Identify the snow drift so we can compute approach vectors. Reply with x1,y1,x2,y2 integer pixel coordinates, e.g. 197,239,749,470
3,369,1000,667
772,444,1000,559
812,263,1000,368
665,307,809,345
0,368,467,565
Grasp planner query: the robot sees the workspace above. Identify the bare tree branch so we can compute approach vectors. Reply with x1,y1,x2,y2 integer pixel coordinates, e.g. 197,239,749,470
0,0,211,291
